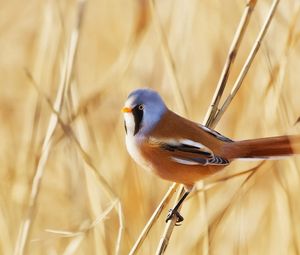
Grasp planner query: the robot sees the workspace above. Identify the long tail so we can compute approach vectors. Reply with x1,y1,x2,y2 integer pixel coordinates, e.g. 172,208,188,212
223,135,300,159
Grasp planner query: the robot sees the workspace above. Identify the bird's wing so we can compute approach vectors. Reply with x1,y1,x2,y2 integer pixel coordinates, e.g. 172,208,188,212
148,137,229,166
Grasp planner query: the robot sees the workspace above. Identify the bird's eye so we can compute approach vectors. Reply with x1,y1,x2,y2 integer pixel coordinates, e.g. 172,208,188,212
138,104,144,111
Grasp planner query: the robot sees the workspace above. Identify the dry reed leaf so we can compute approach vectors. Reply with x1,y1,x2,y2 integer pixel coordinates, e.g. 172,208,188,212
0,0,300,254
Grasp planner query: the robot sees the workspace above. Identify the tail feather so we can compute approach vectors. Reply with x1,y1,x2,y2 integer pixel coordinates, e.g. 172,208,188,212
224,135,300,159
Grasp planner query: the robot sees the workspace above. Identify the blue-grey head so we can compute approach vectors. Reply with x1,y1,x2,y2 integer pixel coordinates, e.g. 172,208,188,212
122,88,167,136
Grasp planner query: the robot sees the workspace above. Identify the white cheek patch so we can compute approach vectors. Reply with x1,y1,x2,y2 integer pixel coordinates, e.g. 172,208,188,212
124,113,135,136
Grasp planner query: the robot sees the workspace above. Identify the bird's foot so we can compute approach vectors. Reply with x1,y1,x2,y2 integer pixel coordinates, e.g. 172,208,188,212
166,208,184,226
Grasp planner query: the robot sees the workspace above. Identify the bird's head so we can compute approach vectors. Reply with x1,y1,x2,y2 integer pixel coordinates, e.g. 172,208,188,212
122,88,167,136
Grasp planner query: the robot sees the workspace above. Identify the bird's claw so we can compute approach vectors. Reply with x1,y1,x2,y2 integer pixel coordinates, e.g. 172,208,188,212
166,209,184,226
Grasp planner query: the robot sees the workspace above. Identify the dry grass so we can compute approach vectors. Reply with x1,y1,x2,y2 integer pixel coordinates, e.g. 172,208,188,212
1,0,300,254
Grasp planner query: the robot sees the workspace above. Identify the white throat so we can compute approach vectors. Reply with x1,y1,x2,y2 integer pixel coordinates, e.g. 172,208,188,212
124,113,136,137
125,126,151,171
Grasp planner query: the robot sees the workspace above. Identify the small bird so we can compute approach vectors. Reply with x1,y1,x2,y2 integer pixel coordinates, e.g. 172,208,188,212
122,88,300,224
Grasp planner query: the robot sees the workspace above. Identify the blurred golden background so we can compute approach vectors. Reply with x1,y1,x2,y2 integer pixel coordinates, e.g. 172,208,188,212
1,0,300,254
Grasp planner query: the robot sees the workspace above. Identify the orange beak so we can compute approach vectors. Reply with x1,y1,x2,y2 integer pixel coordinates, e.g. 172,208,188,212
122,107,132,113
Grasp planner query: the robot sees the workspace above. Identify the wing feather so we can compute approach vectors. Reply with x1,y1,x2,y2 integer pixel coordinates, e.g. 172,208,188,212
149,137,229,166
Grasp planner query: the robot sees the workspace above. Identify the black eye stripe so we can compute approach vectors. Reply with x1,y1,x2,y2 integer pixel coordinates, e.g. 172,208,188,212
132,104,144,135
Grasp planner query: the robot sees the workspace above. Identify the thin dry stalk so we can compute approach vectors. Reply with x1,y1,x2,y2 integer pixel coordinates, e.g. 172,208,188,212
25,0,53,174
154,1,252,252
75,0,150,119
271,3,300,127
27,71,125,254
46,201,116,255
46,200,116,233
57,6,150,135
62,235,85,255
13,2,86,255
265,4,300,253
115,201,125,255
208,169,258,245
148,0,195,253
155,188,185,255
212,0,281,128
264,1,300,98
156,188,187,254
68,82,125,253
155,0,280,254
199,1,259,250
76,41,138,116
149,0,187,116
197,180,209,255
203,0,257,127
186,163,267,252
128,183,179,255
197,162,265,194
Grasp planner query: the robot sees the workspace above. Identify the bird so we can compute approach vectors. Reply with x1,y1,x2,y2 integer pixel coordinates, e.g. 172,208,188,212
122,88,300,224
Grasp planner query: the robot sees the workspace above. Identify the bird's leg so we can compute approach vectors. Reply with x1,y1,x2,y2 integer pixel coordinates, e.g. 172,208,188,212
166,190,190,225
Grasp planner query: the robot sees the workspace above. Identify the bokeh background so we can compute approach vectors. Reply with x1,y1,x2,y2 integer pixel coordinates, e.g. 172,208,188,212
1,0,300,254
